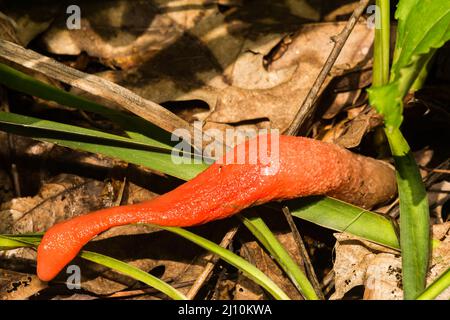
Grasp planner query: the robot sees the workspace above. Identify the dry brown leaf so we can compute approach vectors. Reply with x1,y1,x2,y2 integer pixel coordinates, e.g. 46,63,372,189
234,273,264,300
331,222,450,300
0,174,107,234
0,269,47,300
41,0,318,69
43,0,372,133
321,106,383,148
102,22,372,134
0,11,20,43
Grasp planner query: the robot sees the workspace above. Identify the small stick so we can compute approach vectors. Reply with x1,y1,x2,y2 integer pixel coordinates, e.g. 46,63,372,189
420,167,450,175
286,0,371,136
282,206,325,300
186,225,239,299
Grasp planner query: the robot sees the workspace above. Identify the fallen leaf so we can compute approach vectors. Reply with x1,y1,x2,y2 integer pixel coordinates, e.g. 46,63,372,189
0,269,47,300
331,222,450,300
44,1,373,133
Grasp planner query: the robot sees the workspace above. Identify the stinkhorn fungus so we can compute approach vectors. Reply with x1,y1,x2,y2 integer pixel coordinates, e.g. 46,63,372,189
37,134,396,281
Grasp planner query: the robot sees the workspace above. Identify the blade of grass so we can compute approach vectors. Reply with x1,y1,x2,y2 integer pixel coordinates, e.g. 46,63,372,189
0,63,174,148
0,111,174,152
0,235,36,250
416,267,450,300
80,251,188,300
157,226,290,300
288,196,400,250
0,234,188,300
0,111,208,181
240,214,319,300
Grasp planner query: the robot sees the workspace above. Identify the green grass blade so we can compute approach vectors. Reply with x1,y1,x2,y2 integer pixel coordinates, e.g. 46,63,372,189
0,111,207,181
80,251,188,300
288,196,400,249
387,128,430,299
0,235,37,250
0,63,174,147
0,111,173,152
416,268,450,300
240,214,319,300
158,226,290,300
0,234,187,300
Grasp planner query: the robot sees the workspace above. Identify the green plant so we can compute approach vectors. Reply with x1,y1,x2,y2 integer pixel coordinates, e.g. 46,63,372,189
369,0,450,299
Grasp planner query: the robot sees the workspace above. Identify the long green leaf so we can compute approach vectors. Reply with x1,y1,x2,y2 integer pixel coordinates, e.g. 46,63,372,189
0,111,207,181
288,196,400,249
387,128,430,299
0,63,174,147
0,235,36,250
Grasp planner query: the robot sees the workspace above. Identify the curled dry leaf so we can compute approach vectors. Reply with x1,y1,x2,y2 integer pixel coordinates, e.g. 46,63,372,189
331,222,450,300
321,106,384,148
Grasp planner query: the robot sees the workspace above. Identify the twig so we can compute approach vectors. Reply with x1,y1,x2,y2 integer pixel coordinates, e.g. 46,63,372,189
420,167,450,175
282,206,325,299
186,225,239,299
285,0,371,136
